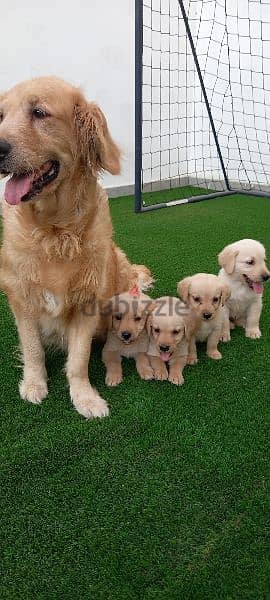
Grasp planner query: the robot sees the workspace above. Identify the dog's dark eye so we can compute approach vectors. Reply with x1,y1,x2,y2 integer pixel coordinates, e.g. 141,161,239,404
193,296,200,303
115,314,122,321
213,297,219,303
0,111,3,123
246,259,255,265
134,316,141,322
154,327,160,334
32,107,49,119
172,329,180,335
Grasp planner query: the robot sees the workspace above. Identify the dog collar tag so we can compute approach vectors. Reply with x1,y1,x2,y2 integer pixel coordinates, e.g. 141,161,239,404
129,283,140,298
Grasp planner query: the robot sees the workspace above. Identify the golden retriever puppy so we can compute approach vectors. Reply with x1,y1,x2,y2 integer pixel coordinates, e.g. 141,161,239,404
177,273,230,362
218,239,269,340
0,77,152,419
147,296,189,385
102,288,155,386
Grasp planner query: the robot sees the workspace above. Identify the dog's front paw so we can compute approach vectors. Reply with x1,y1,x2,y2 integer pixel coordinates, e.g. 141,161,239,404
207,349,222,360
138,366,154,380
71,381,109,418
246,327,261,339
153,366,168,381
220,330,231,342
105,370,122,387
187,354,198,365
168,372,184,386
19,379,48,404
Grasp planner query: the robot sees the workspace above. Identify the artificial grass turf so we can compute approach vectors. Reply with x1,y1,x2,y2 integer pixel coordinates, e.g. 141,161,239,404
1,191,270,599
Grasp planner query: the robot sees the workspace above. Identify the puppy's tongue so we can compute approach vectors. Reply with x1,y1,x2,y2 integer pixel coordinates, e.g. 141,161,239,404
252,282,263,294
160,352,171,362
5,173,35,205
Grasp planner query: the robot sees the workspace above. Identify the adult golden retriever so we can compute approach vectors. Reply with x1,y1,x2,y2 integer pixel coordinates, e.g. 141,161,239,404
0,77,152,418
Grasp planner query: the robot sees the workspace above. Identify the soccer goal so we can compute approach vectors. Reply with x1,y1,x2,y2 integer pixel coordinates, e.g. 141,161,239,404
135,0,270,212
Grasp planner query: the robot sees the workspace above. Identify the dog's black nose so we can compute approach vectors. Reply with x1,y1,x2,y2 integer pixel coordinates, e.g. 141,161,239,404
262,273,270,282
203,312,212,320
121,331,131,341
159,344,170,352
0,140,11,160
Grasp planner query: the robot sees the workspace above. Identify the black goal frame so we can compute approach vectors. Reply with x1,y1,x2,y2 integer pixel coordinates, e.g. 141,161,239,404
135,0,270,213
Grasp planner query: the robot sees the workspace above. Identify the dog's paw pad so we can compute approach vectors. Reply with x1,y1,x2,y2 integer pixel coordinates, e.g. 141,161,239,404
168,374,184,386
75,395,109,419
19,380,48,404
105,373,122,387
246,328,261,339
154,369,168,381
139,367,154,380
220,330,231,342
207,350,222,360
187,355,198,365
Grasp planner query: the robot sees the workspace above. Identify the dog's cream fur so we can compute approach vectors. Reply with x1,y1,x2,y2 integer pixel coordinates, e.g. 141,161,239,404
102,291,155,386
147,296,189,385
0,77,152,418
177,273,230,362
218,239,269,340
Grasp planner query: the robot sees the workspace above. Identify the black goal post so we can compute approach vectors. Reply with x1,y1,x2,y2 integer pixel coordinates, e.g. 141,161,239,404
135,0,270,212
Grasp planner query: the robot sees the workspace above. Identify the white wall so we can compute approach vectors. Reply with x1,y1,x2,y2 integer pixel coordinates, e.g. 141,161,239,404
0,0,134,199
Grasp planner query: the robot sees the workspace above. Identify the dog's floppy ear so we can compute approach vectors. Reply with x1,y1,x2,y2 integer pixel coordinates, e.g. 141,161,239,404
100,297,116,330
146,313,153,336
177,277,191,304
74,100,121,175
145,301,156,315
218,246,238,275
221,284,231,306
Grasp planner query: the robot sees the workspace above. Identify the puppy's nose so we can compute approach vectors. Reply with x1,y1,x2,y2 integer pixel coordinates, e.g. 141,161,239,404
203,312,212,320
0,140,12,160
262,273,270,282
121,331,131,341
159,344,170,352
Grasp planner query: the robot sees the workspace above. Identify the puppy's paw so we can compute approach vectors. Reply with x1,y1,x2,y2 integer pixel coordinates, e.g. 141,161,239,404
19,379,48,404
153,366,168,381
229,321,236,330
105,370,122,387
245,327,261,339
168,372,184,386
138,366,154,381
220,330,231,342
187,354,198,365
71,381,109,418
207,349,222,360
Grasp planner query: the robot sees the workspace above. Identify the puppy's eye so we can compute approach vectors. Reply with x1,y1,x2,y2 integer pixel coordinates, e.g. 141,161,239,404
114,314,122,321
32,107,50,119
0,111,3,123
193,296,200,303
246,259,255,266
154,327,160,334
213,297,219,303
172,329,180,335
134,316,141,322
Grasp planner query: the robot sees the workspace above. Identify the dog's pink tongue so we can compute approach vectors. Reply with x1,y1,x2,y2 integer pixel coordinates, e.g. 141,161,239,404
252,282,263,294
160,352,171,362
5,173,35,205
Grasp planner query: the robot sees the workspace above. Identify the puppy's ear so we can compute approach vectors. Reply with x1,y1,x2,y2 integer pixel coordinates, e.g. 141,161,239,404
221,284,231,306
145,301,156,315
177,277,191,304
74,100,121,175
146,314,153,337
100,298,114,329
218,246,238,275
183,314,196,341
